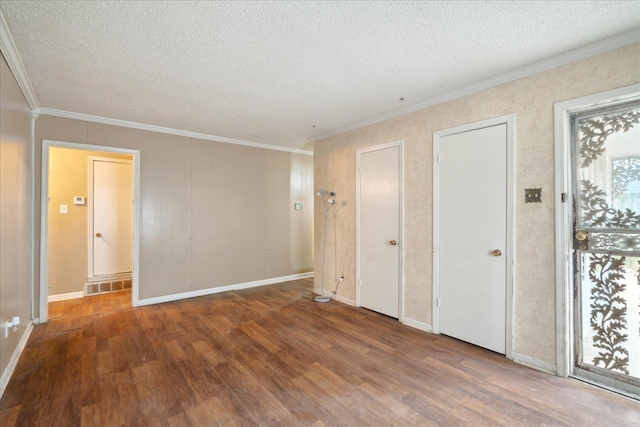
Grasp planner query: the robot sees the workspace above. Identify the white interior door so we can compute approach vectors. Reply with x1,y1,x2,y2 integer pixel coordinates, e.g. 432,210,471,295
437,124,507,354
91,158,133,277
358,142,402,318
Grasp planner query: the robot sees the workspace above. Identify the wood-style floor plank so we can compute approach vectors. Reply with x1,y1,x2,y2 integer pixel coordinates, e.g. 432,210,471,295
1,278,639,426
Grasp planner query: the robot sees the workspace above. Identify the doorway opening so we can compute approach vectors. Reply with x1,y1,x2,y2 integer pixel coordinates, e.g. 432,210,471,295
555,85,640,398
87,156,134,287
40,140,140,323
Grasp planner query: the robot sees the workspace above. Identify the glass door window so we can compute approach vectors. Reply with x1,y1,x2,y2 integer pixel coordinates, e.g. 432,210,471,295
572,102,640,395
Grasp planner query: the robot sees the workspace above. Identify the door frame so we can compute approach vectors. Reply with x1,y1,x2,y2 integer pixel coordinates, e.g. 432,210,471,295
40,139,141,323
553,84,640,382
432,114,516,360
87,156,134,282
355,139,405,320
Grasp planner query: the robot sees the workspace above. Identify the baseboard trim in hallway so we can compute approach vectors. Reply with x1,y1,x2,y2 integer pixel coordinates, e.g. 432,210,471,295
137,272,314,307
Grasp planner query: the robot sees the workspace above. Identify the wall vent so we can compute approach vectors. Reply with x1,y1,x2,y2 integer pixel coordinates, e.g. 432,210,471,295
84,279,132,296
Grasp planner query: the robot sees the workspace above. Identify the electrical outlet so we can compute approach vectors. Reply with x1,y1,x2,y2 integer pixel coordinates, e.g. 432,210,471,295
4,316,20,338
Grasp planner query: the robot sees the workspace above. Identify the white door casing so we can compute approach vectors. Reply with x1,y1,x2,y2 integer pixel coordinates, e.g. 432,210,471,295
89,157,134,279
40,140,141,324
356,140,404,319
554,84,640,396
433,115,515,357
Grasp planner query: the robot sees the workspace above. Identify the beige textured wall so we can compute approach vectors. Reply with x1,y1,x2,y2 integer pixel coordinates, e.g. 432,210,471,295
314,43,640,365
35,118,313,305
47,147,132,296
0,54,33,380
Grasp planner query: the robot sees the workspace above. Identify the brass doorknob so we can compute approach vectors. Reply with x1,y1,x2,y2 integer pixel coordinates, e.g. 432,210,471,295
390,240,397,246
575,230,588,241
491,249,502,257
96,233,102,237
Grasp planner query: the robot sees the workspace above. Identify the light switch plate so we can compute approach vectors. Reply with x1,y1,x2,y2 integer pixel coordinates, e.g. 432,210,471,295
60,204,68,214
294,202,304,210
74,196,86,205
525,188,542,203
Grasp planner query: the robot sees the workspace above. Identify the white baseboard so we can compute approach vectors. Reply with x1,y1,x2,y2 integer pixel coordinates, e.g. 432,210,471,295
332,294,356,306
402,317,433,333
312,287,356,306
0,320,34,399
48,291,84,302
512,352,557,375
87,273,131,283
137,272,314,306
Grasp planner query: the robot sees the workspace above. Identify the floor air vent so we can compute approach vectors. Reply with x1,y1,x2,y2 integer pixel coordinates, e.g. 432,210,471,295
84,279,132,296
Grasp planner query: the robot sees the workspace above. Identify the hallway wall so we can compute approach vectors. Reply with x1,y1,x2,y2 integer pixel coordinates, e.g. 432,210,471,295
35,118,314,308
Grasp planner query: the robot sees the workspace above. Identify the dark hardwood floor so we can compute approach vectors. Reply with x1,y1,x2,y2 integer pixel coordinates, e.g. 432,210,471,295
1,278,638,426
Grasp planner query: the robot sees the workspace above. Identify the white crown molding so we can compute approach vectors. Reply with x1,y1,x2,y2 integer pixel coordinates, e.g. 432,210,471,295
0,8,41,111
309,29,640,142
39,108,313,155
1,8,310,155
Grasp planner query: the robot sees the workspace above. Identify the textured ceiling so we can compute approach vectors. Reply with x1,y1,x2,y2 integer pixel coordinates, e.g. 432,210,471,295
1,1,639,151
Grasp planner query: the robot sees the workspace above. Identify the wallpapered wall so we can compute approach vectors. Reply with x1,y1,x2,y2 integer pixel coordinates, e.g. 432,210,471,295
314,43,640,366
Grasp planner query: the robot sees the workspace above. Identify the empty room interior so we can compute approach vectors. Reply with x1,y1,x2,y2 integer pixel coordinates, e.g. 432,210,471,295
1,1,639,425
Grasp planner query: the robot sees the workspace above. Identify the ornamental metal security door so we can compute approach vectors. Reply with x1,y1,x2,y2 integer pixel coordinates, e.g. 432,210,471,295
572,101,640,395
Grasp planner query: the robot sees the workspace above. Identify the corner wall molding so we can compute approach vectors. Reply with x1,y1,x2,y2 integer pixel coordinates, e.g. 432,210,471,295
137,272,314,307
39,108,313,156
309,29,640,142
0,321,34,399
0,9,40,111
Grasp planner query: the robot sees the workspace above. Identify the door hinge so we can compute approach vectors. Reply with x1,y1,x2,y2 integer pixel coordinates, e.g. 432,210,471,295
437,298,440,307
561,192,567,203
437,154,441,164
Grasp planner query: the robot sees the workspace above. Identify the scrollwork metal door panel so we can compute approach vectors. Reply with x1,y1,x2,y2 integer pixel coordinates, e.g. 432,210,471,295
572,102,640,392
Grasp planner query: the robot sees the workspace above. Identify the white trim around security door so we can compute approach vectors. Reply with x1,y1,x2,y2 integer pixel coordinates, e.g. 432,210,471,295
553,84,640,380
